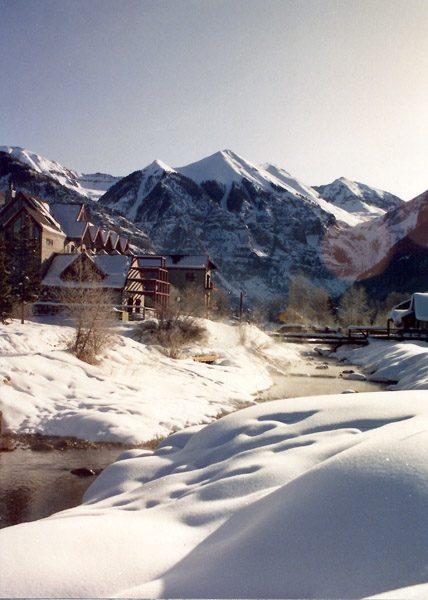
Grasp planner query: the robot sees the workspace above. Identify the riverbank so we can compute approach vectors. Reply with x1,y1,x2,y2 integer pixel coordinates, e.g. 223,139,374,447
0,344,381,530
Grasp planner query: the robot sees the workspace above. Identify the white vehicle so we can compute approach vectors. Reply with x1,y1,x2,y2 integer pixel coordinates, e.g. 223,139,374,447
389,293,428,329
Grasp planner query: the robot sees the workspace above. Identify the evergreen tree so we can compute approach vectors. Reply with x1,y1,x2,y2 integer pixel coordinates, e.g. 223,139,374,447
9,215,41,323
0,238,13,324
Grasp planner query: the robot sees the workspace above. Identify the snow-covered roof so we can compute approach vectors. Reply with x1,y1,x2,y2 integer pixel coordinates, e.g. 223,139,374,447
50,204,87,238
1,192,64,234
89,224,99,239
165,255,217,270
42,254,132,288
134,256,166,267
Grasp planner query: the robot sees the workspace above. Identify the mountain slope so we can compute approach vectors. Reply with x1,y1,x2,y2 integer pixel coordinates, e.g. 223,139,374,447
314,177,404,222
0,146,120,200
356,190,428,299
322,188,423,281
177,150,358,226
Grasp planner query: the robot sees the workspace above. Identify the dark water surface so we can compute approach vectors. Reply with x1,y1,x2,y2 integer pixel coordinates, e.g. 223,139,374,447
0,446,124,529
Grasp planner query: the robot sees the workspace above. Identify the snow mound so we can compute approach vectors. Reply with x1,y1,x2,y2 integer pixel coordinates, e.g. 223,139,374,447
0,318,300,443
1,392,428,598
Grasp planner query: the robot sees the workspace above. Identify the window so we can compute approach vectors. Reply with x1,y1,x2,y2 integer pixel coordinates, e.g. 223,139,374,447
46,238,54,246
185,272,196,282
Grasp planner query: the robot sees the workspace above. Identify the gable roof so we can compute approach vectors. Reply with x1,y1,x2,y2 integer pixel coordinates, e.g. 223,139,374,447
0,191,64,235
42,253,132,288
49,204,90,239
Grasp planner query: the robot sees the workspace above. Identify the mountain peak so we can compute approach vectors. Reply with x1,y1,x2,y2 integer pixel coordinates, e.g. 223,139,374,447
177,149,279,190
147,159,176,174
314,177,404,220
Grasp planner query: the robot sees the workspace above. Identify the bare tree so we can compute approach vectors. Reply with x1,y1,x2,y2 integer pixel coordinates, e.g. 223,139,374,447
59,256,115,364
338,285,371,328
370,291,410,326
288,274,334,326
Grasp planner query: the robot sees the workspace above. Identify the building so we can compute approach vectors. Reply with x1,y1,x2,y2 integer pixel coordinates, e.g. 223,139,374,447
126,256,170,312
0,189,67,270
164,255,217,307
38,252,147,315
0,188,131,274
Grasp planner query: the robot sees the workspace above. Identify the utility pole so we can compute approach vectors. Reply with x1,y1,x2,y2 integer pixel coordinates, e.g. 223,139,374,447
239,291,243,321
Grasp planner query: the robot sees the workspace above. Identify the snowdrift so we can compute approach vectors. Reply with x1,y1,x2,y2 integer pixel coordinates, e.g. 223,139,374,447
1,391,428,598
0,318,300,443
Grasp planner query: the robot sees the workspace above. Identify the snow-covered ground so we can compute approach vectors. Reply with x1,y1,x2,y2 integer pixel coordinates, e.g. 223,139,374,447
2,320,428,598
0,317,301,444
337,338,428,390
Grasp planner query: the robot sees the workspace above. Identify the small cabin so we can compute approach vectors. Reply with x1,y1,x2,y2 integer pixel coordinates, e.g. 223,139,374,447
389,293,428,330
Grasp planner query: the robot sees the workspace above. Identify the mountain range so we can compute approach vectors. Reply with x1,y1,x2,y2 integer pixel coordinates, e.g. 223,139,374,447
1,144,426,303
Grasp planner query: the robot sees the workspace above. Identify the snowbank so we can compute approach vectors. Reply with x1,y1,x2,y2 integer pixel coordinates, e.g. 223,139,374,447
1,391,428,598
335,339,428,390
0,317,301,443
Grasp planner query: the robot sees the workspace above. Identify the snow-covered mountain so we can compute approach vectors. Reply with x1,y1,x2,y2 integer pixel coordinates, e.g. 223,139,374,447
100,149,394,300
321,188,426,282
0,146,120,200
1,144,414,301
0,149,153,253
314,177,404,222
176,150,357,226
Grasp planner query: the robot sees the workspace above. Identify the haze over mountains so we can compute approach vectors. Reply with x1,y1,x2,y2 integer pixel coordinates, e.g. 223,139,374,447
1,144,426,302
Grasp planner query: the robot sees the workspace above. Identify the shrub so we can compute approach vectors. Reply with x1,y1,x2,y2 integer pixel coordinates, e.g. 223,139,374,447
135,312,207,359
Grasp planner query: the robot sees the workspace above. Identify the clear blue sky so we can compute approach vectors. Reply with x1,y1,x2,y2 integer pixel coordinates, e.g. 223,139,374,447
2,0,428,200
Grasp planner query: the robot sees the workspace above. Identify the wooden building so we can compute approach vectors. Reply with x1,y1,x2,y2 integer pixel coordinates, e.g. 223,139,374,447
39,252,142,314
126,256,170,312
0,190,67,272
164,255,217,307
38,252,171,316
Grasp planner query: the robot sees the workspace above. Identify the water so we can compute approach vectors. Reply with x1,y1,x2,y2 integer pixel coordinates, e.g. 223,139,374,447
258,349,386,401
0,349,384,530
0,446,125,529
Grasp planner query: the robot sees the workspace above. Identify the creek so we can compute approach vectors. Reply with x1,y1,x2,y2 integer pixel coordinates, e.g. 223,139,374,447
0,445,126,529
0,346,384,530
258,348,385,401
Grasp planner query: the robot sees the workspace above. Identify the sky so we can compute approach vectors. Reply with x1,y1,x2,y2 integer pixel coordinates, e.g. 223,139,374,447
2,0,428,200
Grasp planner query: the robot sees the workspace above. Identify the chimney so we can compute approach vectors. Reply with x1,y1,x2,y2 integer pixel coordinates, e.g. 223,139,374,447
6,180,16,203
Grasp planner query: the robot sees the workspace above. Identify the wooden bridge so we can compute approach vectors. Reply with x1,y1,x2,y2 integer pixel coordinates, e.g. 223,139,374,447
271,325,428,346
